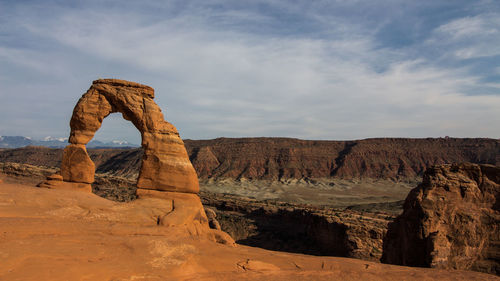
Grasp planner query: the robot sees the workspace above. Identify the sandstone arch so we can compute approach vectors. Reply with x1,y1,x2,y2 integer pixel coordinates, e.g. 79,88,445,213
37,79,235,245
61,79,199,194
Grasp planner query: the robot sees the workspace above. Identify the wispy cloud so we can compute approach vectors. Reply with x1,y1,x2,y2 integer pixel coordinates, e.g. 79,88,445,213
431,13,500,59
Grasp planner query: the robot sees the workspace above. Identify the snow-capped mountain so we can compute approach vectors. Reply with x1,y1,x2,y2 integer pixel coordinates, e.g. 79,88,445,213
0,136,138,148
0,136,33,148
87,139,137,148
43,136,68,142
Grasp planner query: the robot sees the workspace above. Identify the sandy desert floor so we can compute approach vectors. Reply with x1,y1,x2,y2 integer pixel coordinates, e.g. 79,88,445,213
200,178,416,207
0,180,498,281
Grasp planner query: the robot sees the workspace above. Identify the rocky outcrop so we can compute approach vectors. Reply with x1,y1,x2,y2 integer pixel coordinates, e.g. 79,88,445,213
382,163,500,275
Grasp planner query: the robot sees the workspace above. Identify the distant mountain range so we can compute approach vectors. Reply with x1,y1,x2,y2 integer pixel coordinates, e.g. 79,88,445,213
0,136,139,148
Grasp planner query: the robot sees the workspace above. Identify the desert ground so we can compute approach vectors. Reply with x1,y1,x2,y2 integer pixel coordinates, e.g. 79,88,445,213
201,178,415,207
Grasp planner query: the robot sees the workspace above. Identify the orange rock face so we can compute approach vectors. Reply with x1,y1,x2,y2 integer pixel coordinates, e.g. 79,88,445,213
62,78,199,194
61,144,95,183
382,163,500,275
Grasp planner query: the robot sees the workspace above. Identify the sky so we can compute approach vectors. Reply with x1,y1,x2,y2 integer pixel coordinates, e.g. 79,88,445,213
1,0,499,144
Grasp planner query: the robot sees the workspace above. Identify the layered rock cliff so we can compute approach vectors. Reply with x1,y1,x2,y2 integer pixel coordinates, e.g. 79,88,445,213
382,163,500,275
1,137,498,182
186,138,499,181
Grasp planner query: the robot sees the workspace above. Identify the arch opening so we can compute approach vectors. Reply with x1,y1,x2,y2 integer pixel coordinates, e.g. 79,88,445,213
89,113,142,202
92,113,141,147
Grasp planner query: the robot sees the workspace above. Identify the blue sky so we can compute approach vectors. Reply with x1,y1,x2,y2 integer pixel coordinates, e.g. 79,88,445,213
1,0,499,144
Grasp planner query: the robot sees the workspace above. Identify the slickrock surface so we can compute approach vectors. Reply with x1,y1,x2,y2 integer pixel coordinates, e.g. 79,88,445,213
1,182,497,281
382,163,500,275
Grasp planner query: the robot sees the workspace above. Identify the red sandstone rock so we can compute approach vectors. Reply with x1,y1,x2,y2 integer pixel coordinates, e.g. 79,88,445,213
64,78,198,194
59,79,198,194
2,182,493,280
38,180,92,192
61,144,95,183
136,188,235,245
47,173,63,181
61,79,199,193
236,259,280,271
382,163,500,275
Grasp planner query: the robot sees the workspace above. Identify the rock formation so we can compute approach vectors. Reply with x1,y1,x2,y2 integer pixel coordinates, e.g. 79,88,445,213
382,163,500,275
38,79,233,244
40,79,198,193
64,79,198,193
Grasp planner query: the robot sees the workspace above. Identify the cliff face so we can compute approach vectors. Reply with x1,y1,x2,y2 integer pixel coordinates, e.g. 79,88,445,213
0,137,498,182
382,163,500,275
186,138,499,181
